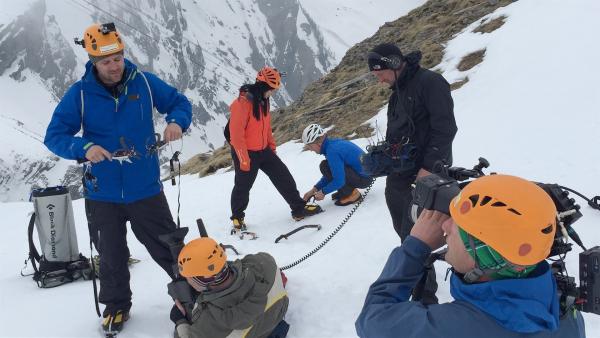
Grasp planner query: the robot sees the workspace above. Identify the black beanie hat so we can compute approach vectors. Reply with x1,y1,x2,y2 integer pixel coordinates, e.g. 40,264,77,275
367,43,404,71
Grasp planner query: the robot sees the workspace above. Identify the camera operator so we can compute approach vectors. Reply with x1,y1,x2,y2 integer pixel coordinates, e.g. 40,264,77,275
367,42,457,240
355,175,585,338
171,237,290,338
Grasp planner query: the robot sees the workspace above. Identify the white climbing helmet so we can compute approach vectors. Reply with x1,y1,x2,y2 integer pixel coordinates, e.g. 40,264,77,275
302,124,326,144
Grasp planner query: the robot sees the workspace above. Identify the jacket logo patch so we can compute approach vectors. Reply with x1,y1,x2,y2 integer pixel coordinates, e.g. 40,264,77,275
128,94,139,101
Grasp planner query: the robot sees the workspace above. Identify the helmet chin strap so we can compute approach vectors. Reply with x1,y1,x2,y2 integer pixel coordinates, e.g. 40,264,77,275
461,234,516,283
463,235,487,283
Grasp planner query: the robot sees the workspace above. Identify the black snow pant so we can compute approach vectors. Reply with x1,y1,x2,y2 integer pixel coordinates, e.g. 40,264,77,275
385,173,438,304
385,174,416,240
318,160,373,197
231,147,306,219
85,191,178,316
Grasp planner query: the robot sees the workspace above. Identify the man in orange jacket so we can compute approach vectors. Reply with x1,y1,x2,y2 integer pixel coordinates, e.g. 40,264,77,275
227,67,322,232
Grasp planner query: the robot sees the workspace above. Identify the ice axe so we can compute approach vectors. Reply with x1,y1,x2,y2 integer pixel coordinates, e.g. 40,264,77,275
275,224,322,243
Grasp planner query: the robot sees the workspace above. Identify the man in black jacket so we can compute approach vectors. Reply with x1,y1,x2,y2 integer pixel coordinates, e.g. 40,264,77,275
367,43,457,241
367,43,457,305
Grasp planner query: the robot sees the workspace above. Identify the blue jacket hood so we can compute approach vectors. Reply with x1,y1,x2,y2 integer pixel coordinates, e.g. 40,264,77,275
450,261,560,333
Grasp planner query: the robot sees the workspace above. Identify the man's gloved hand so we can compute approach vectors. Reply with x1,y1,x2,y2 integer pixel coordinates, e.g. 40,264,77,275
171,303,192,338
175,322,192,338
170,303,186,323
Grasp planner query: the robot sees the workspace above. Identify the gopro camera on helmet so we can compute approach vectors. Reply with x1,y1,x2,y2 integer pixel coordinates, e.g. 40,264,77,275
413,157,600,316
99,22,116,35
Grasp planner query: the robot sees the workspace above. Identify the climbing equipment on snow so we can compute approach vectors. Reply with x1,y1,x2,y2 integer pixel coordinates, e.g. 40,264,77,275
280,179,376,270
275,224,322,243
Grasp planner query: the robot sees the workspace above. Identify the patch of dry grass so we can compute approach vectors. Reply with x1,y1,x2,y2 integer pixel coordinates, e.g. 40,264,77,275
457,49,486,71
474,15,507,33
450,77,470,91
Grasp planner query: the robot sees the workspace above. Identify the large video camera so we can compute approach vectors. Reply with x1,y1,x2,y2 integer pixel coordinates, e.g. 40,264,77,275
412,157,600,315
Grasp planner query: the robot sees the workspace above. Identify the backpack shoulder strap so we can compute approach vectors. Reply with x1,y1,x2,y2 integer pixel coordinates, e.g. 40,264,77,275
138,71,155,113
27,212,40,274
80,87,85,132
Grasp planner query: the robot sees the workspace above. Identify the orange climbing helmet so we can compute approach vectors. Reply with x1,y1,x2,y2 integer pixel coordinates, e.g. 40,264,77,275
178,237,227,278
256,66,281,89
449,174,557,266
77,23,124,57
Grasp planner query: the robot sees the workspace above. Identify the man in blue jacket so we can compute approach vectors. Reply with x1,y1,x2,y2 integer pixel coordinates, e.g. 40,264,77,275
301,124,372,206
356,174,585,338
44,23,192,335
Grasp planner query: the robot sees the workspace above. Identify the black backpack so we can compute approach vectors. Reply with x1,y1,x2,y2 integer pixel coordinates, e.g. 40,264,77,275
224,119,231,144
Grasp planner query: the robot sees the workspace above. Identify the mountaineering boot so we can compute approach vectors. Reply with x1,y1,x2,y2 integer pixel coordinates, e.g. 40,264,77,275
92,255,141,278
292,204,323,221
335,189,362,206
102,309,129,336
230,217,247,235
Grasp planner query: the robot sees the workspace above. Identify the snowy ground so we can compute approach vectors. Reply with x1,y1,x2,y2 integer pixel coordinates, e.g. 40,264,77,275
2,0,600,337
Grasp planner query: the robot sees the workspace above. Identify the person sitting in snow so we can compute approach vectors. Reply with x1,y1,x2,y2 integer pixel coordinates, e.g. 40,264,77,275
355,174,585,338
172,236,290,338
302,124,373,206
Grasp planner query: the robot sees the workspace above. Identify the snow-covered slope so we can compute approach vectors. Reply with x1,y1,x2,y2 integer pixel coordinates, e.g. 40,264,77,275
1,0,600,337
0,0,426,202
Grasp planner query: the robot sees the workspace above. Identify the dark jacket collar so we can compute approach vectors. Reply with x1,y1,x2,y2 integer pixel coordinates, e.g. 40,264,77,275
391,51,422,91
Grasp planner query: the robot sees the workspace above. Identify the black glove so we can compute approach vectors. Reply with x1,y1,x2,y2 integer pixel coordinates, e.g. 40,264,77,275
267,320,290,338
170,304,187,324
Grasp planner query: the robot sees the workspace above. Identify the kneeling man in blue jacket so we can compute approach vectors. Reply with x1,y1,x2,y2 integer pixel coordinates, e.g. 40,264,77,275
301,124,373,206
356,174,585,338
